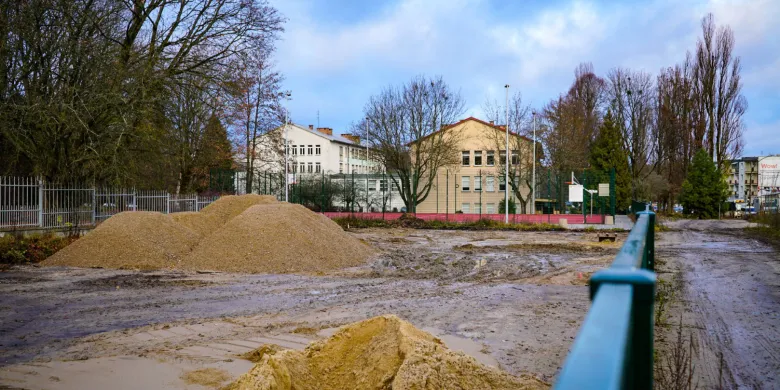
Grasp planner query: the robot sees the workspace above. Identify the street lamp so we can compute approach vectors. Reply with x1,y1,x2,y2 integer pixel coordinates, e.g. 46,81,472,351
504,84,510,224
283,91,292,202
532,111,537,215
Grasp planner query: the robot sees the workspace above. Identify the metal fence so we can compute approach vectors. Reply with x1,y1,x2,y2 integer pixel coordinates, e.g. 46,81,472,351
555,205,656,389
0,177,220,230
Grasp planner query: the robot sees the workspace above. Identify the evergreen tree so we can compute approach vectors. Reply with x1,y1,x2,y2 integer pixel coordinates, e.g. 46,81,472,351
679,149,729,218
589,110,631,211
192,115,234,192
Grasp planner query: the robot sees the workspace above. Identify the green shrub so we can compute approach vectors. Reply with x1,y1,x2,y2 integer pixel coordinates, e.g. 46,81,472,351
0,233,78,264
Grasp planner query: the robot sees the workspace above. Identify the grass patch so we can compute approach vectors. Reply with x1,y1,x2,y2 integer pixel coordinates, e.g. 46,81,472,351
744,213,780,248
0,233,78,265
180,368,231,388
332,215,566,231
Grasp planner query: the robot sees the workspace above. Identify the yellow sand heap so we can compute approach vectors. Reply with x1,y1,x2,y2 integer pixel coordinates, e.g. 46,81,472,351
225,315,549,390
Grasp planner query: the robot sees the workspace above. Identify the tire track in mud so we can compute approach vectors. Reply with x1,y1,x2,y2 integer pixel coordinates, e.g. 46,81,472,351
659,226,780,388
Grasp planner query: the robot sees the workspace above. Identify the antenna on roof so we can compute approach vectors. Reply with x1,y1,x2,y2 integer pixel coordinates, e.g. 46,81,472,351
317,110,320,129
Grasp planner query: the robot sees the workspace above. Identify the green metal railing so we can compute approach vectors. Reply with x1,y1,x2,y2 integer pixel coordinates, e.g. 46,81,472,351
555,205,656,390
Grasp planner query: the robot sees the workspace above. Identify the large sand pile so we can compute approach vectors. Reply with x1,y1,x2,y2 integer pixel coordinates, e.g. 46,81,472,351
44,195,373,273
185,203,372,273
172,195,277,238
225,315,548,390
44,212,200,270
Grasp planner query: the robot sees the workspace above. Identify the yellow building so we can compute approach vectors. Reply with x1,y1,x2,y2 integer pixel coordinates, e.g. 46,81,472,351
413,117,534,214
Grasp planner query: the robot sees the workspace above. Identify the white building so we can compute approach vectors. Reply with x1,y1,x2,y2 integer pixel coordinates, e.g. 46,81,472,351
255,123,378,175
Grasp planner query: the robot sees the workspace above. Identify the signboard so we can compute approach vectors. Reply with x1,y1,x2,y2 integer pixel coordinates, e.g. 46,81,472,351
598,183,610,197
568,184,583,203
287,174,296,185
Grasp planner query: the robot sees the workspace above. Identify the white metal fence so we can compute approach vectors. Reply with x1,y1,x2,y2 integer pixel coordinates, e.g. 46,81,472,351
0,177,221,230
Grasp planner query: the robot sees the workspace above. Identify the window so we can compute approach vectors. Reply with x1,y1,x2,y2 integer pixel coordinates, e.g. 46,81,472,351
339,163,343,173
474,151,483,166
292,145,297,155
368,180,377,191
307,162,313,173
486,176,495,192
315,162,321,173
299,163,305,173
461,203,470,213
487,203,495,214
499,150,506,165
299,145,305,155
308,145,313,155
462,151,470,166
474,203,482,214
486,151,495,166
512,151,519,165
316,145,321,155
292,164,297,173
339,146,343,158
475,175,482,191
499,176,506,191
379,180,388,192
461,176,470,191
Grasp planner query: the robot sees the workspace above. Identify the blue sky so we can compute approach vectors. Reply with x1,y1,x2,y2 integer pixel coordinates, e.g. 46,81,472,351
270,0,779,157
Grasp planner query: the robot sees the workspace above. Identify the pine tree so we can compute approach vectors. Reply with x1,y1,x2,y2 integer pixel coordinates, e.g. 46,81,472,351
589,110,631,211
679,149,729,218
192,115,234,192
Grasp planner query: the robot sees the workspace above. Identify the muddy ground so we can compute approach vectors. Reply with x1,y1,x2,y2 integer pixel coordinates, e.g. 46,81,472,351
0,223,778,389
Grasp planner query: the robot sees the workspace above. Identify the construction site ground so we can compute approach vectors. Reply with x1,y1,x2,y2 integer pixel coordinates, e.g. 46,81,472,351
1,222,778,389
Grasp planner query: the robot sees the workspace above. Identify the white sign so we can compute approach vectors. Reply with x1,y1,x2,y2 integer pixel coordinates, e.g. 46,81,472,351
287,174,296,185
568,184,584,203
598,183,610,197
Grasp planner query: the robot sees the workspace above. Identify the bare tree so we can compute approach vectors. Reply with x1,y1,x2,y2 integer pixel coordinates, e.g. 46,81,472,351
226,51,286,194
607,68,658,199
693,13,746,166
482,92,537,213
361,76,465,212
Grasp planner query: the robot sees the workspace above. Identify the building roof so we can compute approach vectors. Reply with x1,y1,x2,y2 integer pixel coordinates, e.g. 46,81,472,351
271,123,362,146
409,116,533,145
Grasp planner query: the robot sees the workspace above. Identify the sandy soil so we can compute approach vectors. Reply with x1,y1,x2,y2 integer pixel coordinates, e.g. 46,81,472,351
1,224,777,389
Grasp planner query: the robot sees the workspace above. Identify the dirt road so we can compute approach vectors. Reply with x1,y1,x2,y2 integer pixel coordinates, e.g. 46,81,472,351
1,224,777,389
658,219,780,389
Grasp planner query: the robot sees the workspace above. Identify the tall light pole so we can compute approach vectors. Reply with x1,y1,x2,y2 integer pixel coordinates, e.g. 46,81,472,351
283,92,291,202
504,84,510,224
532,111,537,215
365,117,370,212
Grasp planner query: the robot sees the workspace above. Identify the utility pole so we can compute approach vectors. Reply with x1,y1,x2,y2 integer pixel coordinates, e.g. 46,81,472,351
504,84,510,223
283,92,291,202
532,111,537,215
365,117,370,212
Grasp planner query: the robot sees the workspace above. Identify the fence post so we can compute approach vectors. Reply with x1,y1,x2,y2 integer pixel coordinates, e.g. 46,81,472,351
166,192,170,214
195,194,199,212
38,177,44,227
91,188,96,225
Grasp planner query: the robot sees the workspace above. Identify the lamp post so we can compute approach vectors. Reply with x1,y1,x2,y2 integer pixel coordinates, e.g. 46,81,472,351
504,84,510,224
365,117,370,212
532,111,537,215
283,91,291,202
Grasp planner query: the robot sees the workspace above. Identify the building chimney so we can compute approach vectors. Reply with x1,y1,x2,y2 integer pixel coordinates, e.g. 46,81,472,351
316,127,333,136
341,133,361,144
309,124,314,130
489,120,494,125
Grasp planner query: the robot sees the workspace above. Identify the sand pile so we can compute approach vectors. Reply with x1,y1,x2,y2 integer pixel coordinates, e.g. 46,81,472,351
43,212,199,270
44,195,373,273
172,195,277,238
200,194,278,225
225,315,548,390
185,203,372,273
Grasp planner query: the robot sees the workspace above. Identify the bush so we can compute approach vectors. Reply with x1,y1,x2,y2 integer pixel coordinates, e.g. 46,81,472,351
332,216,565,232
0,233,78,264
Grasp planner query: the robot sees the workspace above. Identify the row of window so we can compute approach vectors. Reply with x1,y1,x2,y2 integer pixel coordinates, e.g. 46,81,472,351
288,162,322,174
460,203,495,214
462,150,519,167
339,146,367,161
460,175,507,192
339,163,370,174
286,144,321,156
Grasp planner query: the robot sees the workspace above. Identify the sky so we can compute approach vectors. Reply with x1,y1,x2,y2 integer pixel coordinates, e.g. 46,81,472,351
269,0,780,157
